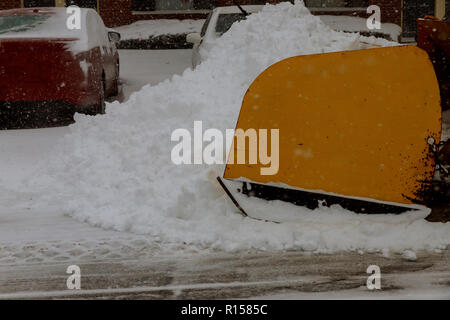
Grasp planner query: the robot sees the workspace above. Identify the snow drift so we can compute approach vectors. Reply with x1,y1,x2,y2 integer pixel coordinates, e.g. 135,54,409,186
28,2,450,253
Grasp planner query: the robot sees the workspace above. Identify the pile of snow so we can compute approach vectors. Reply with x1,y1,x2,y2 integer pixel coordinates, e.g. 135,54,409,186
27,2,450,253
115,19,204,40
319,15,402,41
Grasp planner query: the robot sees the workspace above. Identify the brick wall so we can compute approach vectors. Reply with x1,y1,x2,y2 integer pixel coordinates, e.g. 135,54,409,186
99,0,134,27
369,0,402,25
0,0,21,10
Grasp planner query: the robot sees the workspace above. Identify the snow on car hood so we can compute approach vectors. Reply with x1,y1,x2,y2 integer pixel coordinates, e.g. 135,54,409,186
27,2,450,253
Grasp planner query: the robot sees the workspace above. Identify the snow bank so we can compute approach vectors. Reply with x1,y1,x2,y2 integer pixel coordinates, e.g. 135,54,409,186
319,15,402,41
116,19,204,40
28,2,450,253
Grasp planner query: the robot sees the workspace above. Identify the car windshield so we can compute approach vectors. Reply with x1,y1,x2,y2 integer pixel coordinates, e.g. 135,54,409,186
0,13,51,35
0,10,85,41
215,13,246,36
200,12,212,37
0,9,91,53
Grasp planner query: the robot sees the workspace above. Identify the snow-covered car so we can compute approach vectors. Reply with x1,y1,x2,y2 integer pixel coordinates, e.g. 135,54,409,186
186,5,264,68
0,7,120,128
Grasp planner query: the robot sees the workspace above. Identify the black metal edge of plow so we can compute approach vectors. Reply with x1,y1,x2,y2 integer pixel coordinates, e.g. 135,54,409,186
216,176,248,218
239,181,416,215
216,177,281,223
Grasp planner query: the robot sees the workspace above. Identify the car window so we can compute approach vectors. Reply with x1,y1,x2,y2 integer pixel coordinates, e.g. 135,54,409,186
0,13,51,34
200,12,212,37
215,13,246,36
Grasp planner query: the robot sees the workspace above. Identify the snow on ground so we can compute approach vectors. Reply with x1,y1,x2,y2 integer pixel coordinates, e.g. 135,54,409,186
319,15,402,41
251,266,450,300
12,2,450,254
0,198,160,265
119,49,192,101
252,284,450,300
115,19,204,40
0,127,67,189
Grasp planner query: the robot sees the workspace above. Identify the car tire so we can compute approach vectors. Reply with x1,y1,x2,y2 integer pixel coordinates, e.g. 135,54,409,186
84,76,105,116
111,62,120,97
111,77,119,97
97,76,106,115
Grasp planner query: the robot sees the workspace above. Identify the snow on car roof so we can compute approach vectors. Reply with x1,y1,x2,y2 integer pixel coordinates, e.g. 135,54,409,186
0,7,98,53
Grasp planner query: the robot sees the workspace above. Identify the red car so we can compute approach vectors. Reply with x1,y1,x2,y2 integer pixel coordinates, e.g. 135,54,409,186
0,7,120,129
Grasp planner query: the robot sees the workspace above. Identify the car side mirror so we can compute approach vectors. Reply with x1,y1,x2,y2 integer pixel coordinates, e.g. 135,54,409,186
186,33,202,44
108,31,121,43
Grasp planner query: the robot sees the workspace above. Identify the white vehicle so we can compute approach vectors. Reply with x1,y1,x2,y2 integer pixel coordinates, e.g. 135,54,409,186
186,5,264,68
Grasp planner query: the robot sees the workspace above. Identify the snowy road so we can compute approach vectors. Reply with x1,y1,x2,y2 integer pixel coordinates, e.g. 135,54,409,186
0,48,449,299
0,250,449,299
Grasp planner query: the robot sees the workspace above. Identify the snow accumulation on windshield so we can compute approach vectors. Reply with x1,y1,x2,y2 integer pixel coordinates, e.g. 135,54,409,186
0,8,96,53
0,13,51,35
215,14,247,36
22,2,450,254
0,10,82,39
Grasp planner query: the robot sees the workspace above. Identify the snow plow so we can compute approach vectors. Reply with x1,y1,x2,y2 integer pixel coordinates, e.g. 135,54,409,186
219,17,450,219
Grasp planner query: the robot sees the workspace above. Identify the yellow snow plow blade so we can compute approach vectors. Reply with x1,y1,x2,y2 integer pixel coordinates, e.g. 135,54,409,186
224,46,441,206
